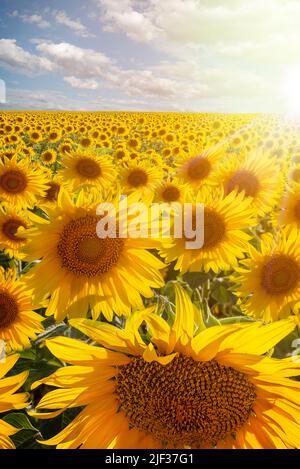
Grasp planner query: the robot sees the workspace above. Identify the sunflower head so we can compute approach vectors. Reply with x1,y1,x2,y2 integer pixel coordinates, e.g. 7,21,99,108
29,285,299,449
61,147,117,194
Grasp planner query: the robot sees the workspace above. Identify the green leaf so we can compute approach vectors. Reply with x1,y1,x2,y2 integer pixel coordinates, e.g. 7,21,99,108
219,316,255,325
202,302,221,327
10,429,42,449
183,272,209,289
211,283,233,304
3,413,38,432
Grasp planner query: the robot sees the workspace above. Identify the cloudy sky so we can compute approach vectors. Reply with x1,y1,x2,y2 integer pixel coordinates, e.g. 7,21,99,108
0,0,299,112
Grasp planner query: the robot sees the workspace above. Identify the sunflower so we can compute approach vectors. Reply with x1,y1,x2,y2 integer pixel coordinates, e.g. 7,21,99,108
0,156,48,210
41,149,57,166
28,285,299,449
59,139,74,155
176,142,224,190
276,183,300,230
29,130,43,144
22,191,165,321
47,128,62,143
289,164,300,184
218,152,282,216
235,228,300,322
0,268,43,352
38,173,67,210
154,177,187,205
0,353,29,449
0,205,28,258
160,190,255,273
120,161,162,198
61,147,116,194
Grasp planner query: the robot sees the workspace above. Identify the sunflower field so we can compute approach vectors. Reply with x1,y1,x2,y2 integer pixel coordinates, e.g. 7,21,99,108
1,110,300,450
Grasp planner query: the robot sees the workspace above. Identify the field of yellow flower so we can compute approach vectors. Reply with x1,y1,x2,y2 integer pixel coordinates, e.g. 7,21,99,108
1,110,300,449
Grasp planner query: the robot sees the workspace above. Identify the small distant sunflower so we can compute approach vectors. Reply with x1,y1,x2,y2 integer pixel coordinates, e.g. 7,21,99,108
160,190,255,273
0,156,48,210
80,136,94,148
0,353,29,449
121,161,162,197
0,205,28,258
41,149,57,165
29,130,43,144
114,146,129,162
154,178,187,205
59,139,73,155
235,228,300,322
177,142,224,190
218,152,281,216
38,173,66,210
22,192,165,321
29,286,299,449
0,268,43,352
0,147,18,160
47,128,62,143
61,147,116,193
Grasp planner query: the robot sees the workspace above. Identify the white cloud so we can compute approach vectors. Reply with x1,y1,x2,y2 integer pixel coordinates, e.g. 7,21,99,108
64,76,99,89
0,38,271,108
54,10,94,38
36,41,113,78
97,0,300,64
0,39,55,75
9,11,50,28
21,14,50,29
35,40,207,100
99,0,161,42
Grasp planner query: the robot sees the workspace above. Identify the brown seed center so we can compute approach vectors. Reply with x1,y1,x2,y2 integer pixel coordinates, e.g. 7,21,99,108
226,170,260,197
57,215,124,277
0,170,27,194
185,156,211,181
2,219,26,241
45,182,60,202
203,209,226,249
0,291,19,328
261,254,300,295
127,169,148,188
116,356,256,448
161,185,181,202
76,158,101,179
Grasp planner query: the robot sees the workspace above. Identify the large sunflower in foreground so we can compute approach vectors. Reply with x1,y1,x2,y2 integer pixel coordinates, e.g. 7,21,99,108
235,228,300,322
0,268,43,352
0,156,48,210
0,353,29,449
29,286,299,449
160,190,255,273
22,192,165,321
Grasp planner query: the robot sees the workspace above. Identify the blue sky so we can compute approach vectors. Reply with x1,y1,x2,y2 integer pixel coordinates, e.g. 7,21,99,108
0,0,299,112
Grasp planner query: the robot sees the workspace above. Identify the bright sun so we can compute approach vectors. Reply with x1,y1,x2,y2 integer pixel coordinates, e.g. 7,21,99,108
281,65,300,116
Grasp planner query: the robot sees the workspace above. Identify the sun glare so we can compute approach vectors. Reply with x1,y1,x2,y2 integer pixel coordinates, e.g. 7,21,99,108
281,65,300,117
